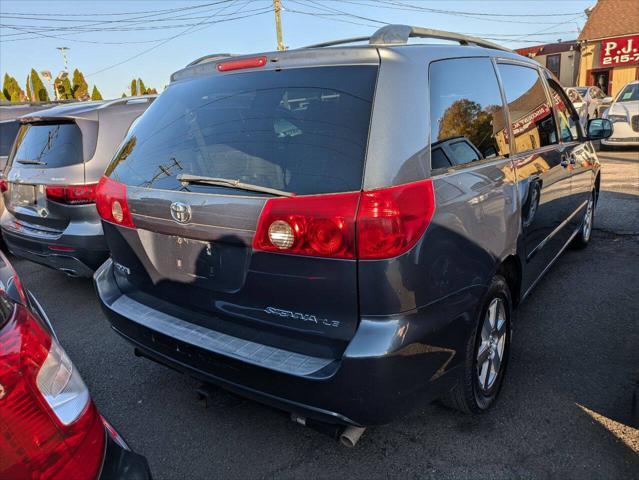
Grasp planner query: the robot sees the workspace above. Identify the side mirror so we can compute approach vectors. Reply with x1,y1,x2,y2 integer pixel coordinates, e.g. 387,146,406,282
602,96,613,104
587,118,613,140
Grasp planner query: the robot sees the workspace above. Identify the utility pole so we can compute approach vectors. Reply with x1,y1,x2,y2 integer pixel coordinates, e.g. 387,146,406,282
273,0,284,51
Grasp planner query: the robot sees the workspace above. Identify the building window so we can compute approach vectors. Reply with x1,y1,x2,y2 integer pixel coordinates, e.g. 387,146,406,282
546,54,561,79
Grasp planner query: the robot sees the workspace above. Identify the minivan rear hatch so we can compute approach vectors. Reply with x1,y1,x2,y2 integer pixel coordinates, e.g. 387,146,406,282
104,60,378,357
4,118,97,233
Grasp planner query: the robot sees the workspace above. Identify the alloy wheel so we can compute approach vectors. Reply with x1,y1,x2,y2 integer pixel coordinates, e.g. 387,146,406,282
582,197,594,242
476,298,507,392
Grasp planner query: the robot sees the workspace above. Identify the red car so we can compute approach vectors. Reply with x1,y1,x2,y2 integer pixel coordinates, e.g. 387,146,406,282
0,252,151,479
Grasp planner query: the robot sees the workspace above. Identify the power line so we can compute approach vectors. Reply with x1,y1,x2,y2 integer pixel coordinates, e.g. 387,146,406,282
362,0,585,19
86,2,269,77
0,5,275,43
0,2,233,17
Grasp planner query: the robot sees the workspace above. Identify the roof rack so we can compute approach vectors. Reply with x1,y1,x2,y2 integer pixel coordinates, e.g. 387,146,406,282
304,24,512,53
186,53,233,67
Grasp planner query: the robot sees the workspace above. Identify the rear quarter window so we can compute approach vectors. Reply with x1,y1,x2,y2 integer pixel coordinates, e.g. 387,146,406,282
10,122,83,168
108,66,378,195
429,57,509,171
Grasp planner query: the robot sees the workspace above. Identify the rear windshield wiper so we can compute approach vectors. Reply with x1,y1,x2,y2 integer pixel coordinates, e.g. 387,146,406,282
176,174,294,197
16,159,47,165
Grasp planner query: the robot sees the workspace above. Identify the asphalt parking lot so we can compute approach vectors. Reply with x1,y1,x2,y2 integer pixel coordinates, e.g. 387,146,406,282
8,149,639,479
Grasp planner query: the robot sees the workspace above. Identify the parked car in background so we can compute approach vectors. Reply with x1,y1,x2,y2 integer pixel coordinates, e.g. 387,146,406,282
93,25,610,438
574,86,612,119
0,251,151,479
566,87,588,127
1,103,65,169
602,81,639,148
0,103,65,233
1,96,155,277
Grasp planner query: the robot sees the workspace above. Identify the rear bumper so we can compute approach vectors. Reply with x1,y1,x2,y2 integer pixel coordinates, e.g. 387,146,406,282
100,423,152,480
95,259,474,426
0,212,108,277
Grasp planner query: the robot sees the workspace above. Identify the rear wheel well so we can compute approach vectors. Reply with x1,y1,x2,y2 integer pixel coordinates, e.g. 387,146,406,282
497,255,522,308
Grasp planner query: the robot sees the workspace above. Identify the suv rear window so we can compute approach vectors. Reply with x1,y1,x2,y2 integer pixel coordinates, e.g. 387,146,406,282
108,66,378,195
10,122,83,168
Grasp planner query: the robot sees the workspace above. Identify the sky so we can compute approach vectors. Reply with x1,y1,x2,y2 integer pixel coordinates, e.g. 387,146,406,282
0,0,596,99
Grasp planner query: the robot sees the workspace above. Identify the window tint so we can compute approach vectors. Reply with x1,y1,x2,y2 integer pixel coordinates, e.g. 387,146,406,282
429,57,508,169
10,123,83,168
497,64,557,153
0,121,20,157
547,80,580,141
109,66,377,195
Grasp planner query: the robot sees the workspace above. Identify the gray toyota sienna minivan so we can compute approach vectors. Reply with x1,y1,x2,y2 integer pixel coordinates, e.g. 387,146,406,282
1,96,155,277
94,26,611,433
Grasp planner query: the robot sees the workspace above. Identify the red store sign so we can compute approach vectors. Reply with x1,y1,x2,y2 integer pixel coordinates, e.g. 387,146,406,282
600,34,639,67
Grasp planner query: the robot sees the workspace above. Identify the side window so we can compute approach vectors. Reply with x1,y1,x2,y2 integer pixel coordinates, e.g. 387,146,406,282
0,121,20,157
546,79,580,141
497,64,558,154
429,57,509,170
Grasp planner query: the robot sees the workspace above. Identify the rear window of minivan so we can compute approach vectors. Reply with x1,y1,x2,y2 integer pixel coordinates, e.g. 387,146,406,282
10,122,83,168
107,66,378,195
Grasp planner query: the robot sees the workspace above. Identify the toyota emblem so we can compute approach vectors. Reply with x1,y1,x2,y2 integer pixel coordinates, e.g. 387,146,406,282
170,202,192,224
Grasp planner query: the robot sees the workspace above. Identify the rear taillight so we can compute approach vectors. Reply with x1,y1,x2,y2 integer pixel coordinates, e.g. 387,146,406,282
357,179,435,259
253,179,435,260
0,178,7,193
0,303,105,480
95,176,135,228
253,192,359,259
46,184,97,205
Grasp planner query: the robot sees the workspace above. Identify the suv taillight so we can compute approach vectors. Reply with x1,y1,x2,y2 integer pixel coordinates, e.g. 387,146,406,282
95,176,135,228
46,184,97,205
253,179,435,260
0,303,105,480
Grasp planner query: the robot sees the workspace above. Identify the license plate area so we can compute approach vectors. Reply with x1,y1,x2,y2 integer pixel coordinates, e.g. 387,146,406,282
171,236,217,280
135,229,251,292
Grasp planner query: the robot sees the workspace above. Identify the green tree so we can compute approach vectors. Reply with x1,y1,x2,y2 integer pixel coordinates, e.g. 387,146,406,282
3,73,25,102
27,69,50,101
121,92,127,98
91,85,103,100
130,78,138,96
72,68,88,100
137,78,146,95
55,76,74,100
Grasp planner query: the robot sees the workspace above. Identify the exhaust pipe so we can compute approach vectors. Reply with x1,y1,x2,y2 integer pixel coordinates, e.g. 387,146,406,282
339,425,366,448
291,413,366,447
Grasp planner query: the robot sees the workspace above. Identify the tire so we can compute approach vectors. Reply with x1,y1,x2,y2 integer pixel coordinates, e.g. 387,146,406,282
571,192,595,249
441,275,512,414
